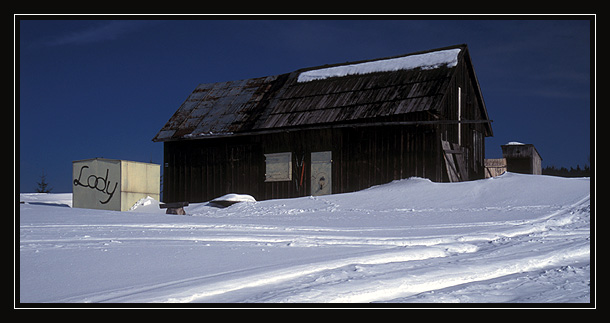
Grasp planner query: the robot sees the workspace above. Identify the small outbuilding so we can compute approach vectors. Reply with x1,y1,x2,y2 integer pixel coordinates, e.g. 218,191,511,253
153,44,493,203
72,158,160,211
501,142,542,175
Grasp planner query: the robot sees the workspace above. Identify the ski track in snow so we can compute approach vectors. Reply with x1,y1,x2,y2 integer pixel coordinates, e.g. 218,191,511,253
19,174,591,304
166,196,591,303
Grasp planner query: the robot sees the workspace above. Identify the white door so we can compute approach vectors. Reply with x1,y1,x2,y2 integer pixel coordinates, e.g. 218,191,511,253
311,151,332,196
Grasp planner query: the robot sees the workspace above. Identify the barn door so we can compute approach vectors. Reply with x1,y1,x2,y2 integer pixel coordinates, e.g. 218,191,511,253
442,140,467,182
311,151,332,196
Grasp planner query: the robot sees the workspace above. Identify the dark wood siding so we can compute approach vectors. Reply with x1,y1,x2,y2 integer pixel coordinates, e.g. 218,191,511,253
163,138,263,203
163,124,443,203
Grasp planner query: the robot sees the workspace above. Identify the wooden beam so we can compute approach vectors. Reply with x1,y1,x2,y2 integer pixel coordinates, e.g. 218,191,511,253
159,119,494,142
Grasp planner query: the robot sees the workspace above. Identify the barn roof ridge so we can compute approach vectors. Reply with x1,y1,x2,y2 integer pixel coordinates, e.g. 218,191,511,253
294,44,466,83
293,44,467,74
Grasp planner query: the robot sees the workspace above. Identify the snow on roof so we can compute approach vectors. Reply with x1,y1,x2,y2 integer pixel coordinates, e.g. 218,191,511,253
506,141,526,145
297,48,461,83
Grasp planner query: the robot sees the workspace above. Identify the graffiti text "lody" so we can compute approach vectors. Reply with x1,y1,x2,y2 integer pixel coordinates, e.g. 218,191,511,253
73,165,118,204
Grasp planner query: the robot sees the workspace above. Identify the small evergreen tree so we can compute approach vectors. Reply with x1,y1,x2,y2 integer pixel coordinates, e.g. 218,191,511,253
35,169,53,193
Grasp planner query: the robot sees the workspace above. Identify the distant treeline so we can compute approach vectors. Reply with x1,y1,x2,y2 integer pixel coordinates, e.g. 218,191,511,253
542,165,590,177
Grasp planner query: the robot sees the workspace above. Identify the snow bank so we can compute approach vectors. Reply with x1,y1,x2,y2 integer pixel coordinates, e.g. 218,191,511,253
19,193,72,207
297,48,461,83
19,173,591,304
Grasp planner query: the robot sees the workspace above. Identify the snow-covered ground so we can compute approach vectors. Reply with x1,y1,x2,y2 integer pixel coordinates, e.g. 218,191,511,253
18,173,592,305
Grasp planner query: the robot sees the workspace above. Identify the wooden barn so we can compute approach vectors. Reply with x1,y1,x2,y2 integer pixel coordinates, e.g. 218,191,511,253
153,44,493,203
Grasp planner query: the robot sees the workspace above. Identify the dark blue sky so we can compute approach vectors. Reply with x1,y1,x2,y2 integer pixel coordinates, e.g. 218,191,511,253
18,17,593,193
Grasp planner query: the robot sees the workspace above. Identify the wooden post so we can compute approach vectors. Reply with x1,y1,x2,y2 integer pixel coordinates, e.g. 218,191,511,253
458,86,461,147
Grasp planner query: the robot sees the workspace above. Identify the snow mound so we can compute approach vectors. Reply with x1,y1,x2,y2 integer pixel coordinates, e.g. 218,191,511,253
297,48,461,82
208,193,257,208
211,193,257,203
128,196,163,213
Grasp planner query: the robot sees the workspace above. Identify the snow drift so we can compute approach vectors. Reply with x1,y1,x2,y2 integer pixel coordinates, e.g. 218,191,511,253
18,173,591,305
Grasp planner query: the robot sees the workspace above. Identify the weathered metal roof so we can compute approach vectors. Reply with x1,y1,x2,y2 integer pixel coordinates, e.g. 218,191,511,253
153,44,487,142
153,74,288,141
258,66,454,130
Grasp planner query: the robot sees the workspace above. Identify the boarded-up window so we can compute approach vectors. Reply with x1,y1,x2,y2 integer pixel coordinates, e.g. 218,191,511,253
265,152,292,182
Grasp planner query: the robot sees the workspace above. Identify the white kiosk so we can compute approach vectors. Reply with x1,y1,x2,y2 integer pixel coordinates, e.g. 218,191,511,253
72,158,160,211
